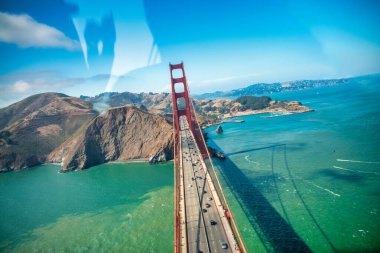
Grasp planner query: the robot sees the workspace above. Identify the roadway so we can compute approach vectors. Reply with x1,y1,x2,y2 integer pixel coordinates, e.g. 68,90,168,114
179,116,234,253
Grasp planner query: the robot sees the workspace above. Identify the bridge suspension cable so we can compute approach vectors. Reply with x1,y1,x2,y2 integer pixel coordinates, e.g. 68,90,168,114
188,82,248,253
170,62,248,253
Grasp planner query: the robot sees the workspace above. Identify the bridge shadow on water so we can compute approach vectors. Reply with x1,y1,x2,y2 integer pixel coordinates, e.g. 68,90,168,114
208,141,313,253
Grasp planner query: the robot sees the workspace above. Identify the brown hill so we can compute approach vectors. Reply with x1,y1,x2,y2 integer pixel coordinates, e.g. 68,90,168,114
0,93,97,172
49,105,173,172
81,92,172,114
81,92,312,128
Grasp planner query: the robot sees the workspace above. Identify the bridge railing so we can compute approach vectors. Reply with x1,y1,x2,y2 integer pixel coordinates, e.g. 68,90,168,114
170,62,247,253
173,113,181,253
188,89,248,253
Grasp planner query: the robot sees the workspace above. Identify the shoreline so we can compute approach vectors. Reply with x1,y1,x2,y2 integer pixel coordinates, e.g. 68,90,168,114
5,159,175,173
202,108,314,129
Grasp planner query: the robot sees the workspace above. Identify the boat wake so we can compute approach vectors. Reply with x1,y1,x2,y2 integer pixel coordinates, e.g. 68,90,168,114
244,155,260,165
244,155,271,171
296,176,341,197
333,166,380,175
337,159,380,164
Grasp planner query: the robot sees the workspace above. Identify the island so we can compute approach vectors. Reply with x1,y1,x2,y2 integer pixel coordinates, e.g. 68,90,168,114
194,95,313,127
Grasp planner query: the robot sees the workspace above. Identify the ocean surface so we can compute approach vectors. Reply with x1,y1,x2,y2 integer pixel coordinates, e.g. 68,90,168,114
0,163,174,252
0,75,379,252
205,75,380,252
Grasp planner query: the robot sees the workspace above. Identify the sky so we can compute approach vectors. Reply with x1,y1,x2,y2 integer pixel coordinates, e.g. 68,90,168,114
0,0,379,107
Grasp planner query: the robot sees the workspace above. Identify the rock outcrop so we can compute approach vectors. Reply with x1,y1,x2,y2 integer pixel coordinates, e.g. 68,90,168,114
49,106,173,172
208,146,225,160
0,93,97,172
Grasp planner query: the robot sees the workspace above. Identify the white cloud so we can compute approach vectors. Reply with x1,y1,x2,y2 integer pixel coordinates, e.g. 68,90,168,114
0,72,115,108
0,12,80,51
200,73,263,85
12,80,31,92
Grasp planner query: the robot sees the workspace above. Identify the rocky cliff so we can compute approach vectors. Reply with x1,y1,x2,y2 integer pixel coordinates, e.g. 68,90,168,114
49,106,173,172
81,92,172,114
0,93,97,172
81,91,314,128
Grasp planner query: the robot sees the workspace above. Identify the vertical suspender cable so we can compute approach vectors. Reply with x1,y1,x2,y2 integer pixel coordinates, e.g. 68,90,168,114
183,65,248,253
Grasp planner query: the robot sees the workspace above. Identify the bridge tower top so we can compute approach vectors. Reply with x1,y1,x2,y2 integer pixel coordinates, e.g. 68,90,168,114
170,62,247,253
169,62,194,134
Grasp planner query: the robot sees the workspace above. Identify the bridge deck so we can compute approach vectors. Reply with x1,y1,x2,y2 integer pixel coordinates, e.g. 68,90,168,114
179,116,239,253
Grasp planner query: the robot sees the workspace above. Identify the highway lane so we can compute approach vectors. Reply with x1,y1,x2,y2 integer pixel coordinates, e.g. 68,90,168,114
180,116,232,253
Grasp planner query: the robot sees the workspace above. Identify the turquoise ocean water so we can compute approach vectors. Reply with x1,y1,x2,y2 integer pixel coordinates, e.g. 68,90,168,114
0,163,174,252
205,75,380,252
0,75,379,252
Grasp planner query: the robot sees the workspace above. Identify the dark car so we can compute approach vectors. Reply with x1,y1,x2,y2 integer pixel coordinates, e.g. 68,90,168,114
202,209,207,213
210,220,217,225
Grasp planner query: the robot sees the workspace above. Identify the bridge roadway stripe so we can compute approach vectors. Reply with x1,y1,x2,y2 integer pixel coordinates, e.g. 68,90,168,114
178,125,185,251
180,116,233,252
182,118,210,253
179,122,188,252
181,116,232,253
182,122,211,253
184,120,234,252
181,120,207,253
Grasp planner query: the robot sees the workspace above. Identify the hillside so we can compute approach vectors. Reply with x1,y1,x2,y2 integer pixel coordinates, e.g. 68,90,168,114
236,96,272,110
49,106,173,172
195,78,348,99
0,90,312,172
80,92,172,114
193,95,312,122
0,93,98,172
81,91,313,126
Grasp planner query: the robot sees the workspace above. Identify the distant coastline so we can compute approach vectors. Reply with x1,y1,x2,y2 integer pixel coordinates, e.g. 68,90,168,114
203,107,313,128
224,106,314,119
197,96,314,128
194,78,348,100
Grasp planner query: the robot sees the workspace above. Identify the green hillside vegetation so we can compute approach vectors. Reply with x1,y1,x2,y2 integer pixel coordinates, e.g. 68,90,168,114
236,96,272,110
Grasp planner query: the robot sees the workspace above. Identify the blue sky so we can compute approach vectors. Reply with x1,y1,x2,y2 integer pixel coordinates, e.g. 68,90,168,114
0,0,379,107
